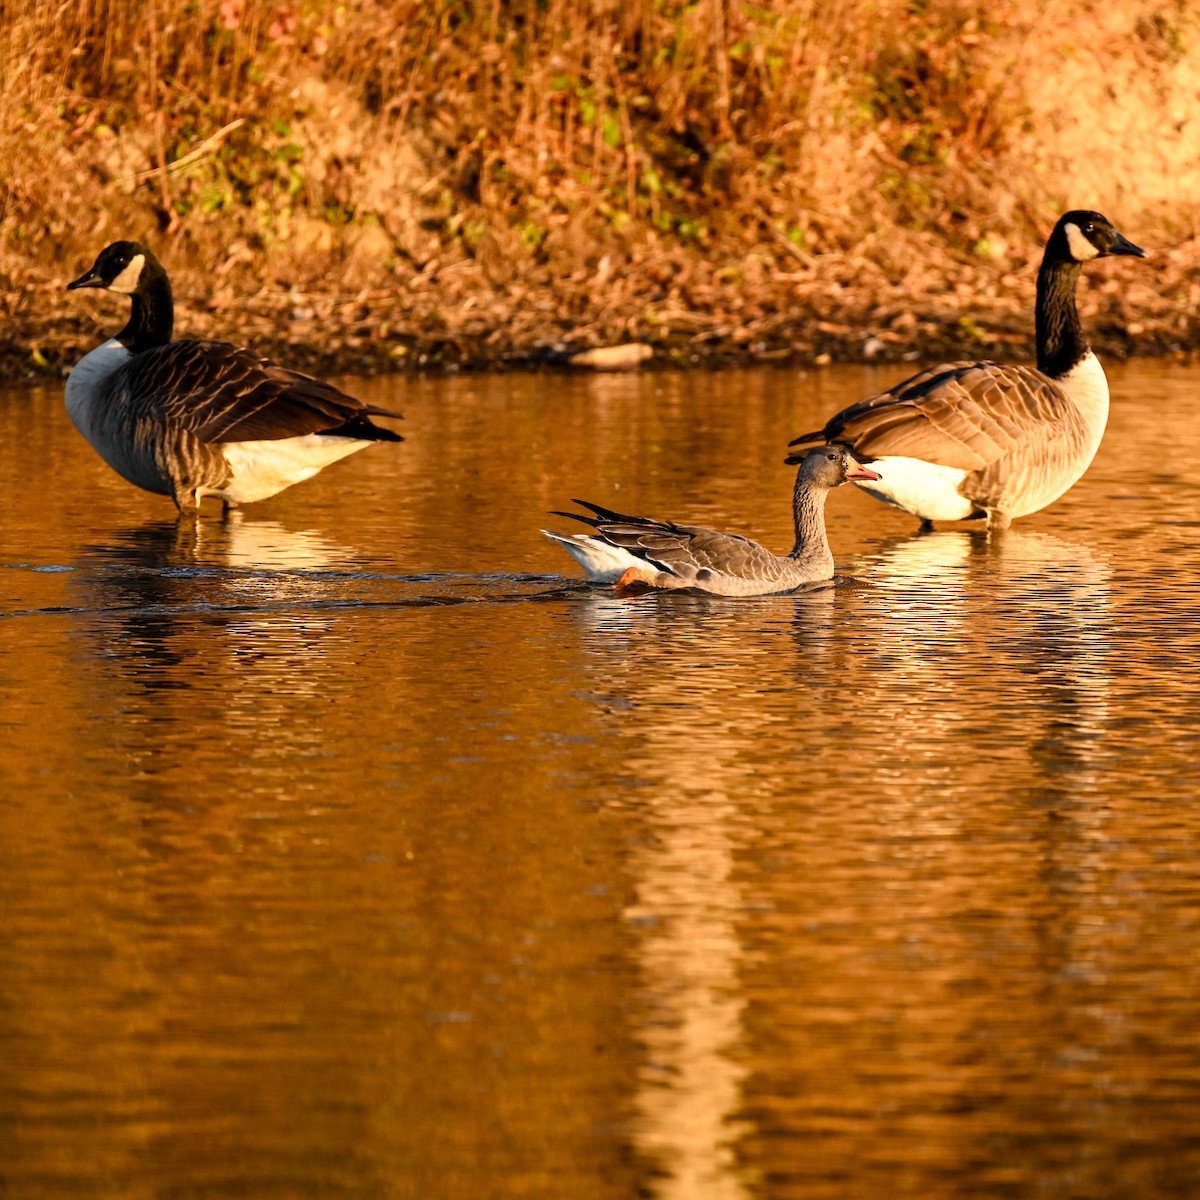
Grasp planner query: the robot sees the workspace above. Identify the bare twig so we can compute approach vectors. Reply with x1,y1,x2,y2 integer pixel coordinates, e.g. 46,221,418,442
118,118,247,187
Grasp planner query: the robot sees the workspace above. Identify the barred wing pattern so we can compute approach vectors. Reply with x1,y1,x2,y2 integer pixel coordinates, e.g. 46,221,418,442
790,361,1085,472
110,340,403,445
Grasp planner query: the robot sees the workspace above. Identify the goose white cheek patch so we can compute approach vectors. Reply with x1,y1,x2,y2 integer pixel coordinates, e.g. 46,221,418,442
1063,223,1100,261
108,254,146,294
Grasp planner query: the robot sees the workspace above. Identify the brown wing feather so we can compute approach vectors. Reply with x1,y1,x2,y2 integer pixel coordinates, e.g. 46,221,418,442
790,361,1077,471
113,341,403,444
560,503,777,582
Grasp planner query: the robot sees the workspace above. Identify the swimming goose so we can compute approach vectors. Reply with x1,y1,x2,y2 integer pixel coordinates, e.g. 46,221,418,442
65,241,402,513
544,445,880,596
787,210,1146,531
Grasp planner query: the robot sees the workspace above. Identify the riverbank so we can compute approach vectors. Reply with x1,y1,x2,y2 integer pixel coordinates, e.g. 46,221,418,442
3,1,1200,380
4,233,1193,382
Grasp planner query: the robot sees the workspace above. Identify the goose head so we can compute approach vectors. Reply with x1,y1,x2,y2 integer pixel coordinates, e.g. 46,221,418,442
1048,210,1146,264
798,444,882,488
68,241,162,296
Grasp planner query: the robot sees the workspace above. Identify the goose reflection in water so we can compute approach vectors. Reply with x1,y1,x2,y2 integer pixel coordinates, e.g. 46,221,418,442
78,515,354,575
558,528,1117,1197
571,609,763,1200
61,518,370,819
563,594,860,1200
856,526,1115,792
69,517,353,687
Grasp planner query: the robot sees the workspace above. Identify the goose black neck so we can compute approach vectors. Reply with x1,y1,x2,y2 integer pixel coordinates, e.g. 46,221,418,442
1035,257,1087,379
789,478,831,560
116,271,174,352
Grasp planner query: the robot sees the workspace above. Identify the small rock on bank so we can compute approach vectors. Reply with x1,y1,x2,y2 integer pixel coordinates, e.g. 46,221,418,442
567,344,654,371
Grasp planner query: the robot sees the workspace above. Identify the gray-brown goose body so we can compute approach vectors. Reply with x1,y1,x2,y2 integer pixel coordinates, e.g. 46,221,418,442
544,446,880,596
65,241,402,512
787,211,1146,531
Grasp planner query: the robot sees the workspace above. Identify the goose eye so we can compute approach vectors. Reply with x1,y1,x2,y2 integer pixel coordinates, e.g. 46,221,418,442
1083,222,1095,234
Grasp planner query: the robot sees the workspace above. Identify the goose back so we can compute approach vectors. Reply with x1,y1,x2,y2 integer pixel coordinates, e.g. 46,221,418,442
105,339,403,444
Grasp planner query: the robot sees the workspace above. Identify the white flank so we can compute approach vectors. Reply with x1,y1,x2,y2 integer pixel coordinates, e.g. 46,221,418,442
1063,223,1100,262
542,531,655,582
856,457,976,521
108,254,146,294
217,435,373,503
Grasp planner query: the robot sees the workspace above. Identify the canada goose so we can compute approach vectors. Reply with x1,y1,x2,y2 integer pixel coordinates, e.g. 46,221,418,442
543,445,880,596
787,210,1146,531
65,241,402,513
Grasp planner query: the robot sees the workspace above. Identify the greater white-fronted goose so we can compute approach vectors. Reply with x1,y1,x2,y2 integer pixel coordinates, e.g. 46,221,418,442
544,445,880,596
787,210,1146,531
65,241,402,513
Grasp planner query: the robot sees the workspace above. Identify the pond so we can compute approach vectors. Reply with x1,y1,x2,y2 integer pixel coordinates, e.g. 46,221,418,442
2,361,1199,1198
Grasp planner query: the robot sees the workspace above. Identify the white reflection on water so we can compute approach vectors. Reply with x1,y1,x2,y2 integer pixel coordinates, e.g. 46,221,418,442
194,515,349,573
570,594,817,1200
860,527,1115,793
623,782,752,1200
80,516,352,578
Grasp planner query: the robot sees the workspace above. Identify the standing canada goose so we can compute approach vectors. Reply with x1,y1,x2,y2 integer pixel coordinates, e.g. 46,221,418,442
787,210,1146,531
65,241,402,513
544,445,880,596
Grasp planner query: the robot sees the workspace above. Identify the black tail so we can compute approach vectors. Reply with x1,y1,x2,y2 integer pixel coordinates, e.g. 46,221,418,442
329,414,404,442
550,498,648,529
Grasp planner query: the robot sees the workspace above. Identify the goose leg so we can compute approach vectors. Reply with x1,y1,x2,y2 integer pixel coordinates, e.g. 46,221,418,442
170,486,205,520
986,509,1012,533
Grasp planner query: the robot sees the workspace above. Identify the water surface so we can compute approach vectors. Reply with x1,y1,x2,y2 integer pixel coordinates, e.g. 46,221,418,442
2,362,1199,1198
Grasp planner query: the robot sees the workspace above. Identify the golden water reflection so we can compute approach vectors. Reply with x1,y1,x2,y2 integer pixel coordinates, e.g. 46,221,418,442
2,365,1200,1197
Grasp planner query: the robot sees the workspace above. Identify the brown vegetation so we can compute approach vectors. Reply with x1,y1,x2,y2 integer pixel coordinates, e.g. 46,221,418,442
2,0,1200,379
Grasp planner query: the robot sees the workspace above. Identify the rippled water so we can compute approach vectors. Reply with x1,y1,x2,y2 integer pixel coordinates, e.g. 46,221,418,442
2,362,1200,1198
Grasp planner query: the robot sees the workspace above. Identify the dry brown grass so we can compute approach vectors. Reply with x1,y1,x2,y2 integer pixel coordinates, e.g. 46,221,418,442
2,1,1200,376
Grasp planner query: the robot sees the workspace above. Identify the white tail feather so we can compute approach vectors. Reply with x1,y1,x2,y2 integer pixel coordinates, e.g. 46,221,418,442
542,530,649,582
